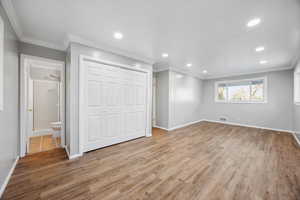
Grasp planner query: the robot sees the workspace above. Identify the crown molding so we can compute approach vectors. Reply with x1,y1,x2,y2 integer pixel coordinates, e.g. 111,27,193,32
169,66,203,79
66,34,155,65
1,0,22,39
202,65,294,80
21,36,66,51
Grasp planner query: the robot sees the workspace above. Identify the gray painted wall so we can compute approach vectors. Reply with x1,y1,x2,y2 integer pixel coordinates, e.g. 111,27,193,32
169,71,203,128
67,42,152,156
202,69,294,131
19,42,66,62
154,70,204,129
0,2,19,192
155,71,169,128
65,47,71,153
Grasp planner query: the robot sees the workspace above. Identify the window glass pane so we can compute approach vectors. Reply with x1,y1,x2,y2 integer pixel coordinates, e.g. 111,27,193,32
217,86,227,101
251,83,264,101
228,85,250,101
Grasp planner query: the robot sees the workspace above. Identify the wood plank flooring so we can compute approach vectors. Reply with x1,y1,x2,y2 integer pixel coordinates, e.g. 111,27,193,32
2,121,300,200
28,135,61,154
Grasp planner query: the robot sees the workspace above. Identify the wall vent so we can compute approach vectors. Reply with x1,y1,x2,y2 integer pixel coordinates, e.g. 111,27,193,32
219,117,227,121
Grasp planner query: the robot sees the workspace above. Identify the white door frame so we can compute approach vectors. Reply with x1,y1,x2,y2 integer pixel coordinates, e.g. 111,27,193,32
79,55,152,154
20,54,65,157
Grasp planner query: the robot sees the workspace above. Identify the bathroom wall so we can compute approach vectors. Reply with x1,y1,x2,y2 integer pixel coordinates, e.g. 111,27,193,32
33,81,59,131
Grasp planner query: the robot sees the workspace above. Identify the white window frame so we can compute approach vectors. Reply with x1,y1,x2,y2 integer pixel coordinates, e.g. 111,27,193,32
0,14,4,111
294,69,300,106
215,77,268,104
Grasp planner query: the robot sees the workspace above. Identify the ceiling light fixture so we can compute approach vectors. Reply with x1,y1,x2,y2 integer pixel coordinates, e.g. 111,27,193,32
162,53,169,58
176,74,183,78
186,63,192,67
260,60,268,64
255,46,265,52
247,18,261,27
202,70,208,74
113,32,123,39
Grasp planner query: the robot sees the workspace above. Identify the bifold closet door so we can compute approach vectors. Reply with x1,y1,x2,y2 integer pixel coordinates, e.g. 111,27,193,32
81,60,147,152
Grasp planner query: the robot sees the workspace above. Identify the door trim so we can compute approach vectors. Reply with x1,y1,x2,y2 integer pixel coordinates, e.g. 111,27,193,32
79,55,152,154
20,54,65,157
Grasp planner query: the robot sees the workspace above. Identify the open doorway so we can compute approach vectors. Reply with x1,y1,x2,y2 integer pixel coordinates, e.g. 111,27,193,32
20,55,65,156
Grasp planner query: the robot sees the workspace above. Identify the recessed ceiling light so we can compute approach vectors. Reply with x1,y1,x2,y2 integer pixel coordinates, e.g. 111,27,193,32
176,74,183,78
255,46,265,52
186,63,192,67
247,18,261,27
260,60,268,64
162,53,169,58
113,32,123,39
202,70,208,74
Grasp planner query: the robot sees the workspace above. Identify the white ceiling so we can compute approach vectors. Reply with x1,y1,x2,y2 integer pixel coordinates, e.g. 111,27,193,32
5,0,300,78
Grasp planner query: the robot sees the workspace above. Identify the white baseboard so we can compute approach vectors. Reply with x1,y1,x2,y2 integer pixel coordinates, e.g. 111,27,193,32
0,156,19,198
153,125,169,131
292,132,300,146
203,119,294,134
64,146,82,160
153,120,204,131
168,119,203,131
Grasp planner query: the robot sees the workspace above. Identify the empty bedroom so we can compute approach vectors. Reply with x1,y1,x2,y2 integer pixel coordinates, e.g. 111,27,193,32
0,0,300,199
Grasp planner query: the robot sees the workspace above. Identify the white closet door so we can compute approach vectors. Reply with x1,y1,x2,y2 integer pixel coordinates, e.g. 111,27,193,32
82,60,147,152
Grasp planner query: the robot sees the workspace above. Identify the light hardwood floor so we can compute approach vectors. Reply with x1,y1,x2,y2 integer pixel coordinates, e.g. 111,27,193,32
3,122,300,200
28,135,61,154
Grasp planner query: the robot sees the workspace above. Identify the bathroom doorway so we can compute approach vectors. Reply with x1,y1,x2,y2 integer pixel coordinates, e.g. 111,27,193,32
20,55,65,156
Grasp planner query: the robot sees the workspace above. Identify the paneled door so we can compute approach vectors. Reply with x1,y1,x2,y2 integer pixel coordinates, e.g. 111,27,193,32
81,60,148,152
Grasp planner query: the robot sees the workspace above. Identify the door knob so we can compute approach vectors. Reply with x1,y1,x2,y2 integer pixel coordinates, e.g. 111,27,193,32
28,108,33,112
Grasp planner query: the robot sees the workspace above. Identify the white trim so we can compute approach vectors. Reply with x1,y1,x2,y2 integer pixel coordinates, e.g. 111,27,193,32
168,119,203,131
203,66,294,80
294,70,300,104
0,14,3,111
153,67,169,73
153,120,203,131
1,0,22,39
68,35,155,64
21,36,66,51
156,119,295,134
20,54,65,157
203,119,294,134
79,55,152,154
169,67,203,79
153,125,169,131
215,76,268,104
0,156,19,198
292,132,300,146
64,146,82,160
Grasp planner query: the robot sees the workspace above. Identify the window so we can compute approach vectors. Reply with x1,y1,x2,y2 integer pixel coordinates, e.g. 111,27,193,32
0,15,3,111
215,77,267,103
295,69,300,105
